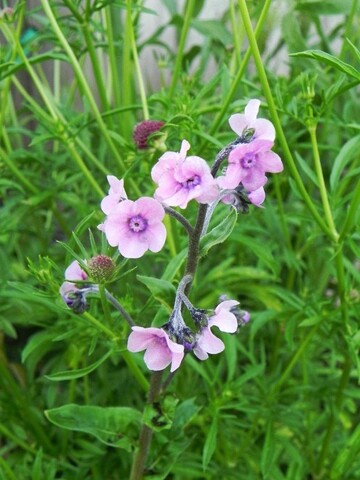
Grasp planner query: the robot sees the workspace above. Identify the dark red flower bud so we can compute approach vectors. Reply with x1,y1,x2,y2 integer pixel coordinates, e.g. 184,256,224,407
133,120,165,149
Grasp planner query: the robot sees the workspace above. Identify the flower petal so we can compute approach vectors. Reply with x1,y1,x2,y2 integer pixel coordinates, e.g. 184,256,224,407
260,150,284,173
196,327,225,354
143,342,172,370
248,187,266,207
65,260,87,281
244,99,261,122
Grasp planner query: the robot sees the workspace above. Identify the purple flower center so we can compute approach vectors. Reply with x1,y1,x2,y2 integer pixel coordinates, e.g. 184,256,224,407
241,152,257,169
183,175,201,190
128,215,148,233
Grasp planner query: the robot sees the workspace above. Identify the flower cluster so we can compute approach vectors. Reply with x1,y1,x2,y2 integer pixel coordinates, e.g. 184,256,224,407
98,176,167,259
217,99,283,207
60,100,282,373
151,140,219,209
127,297,250,371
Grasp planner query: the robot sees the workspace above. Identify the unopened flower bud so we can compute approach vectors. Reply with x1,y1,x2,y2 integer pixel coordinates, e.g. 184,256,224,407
0,7,14,20
190,307,208,326
87,255,115,282
133,120,165,149
64,290,88,314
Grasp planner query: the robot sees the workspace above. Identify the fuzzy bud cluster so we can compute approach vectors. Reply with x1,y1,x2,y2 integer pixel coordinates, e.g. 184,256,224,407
87,255,115,282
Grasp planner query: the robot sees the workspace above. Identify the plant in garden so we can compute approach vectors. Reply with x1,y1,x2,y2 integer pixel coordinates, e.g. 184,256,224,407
1,1,360,479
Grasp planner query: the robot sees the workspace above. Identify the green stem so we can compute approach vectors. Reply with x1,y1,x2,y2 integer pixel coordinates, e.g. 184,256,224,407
105,5,122,109
104,289,135,327
339,178,360,241
0,7,24,151
121,350,149,393
129,371,163,480
207,0,271,138
229,0,242,74
83,311,117,339
121,0,134,138
127,0,149,120
39,0,130,177
67,141,104,197
11,76,106,193
1,23,58,121
339,0,359,60
238,0,334,240
316,355,352,476
0,148,38,194
81,22,111,114
308,123,339,242
273,324,319,393
99,284,113,326
168,0,196,100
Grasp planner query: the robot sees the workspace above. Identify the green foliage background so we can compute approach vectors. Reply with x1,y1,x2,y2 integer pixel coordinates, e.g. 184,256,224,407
0,0,360,478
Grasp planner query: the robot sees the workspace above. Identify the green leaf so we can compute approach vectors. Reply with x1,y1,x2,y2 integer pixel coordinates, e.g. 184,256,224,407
290,50,360,81
45,350,113,381
261,421,276,478
295,0,352,15
31,448,43,480
346,38,360,65
200,207,238,257
331,423,360,478
330,135,360,191
295,151,319,187
45,404,141,450
161,248,187,282
191,19,232,46
143,394,179,432
136,275,176,302
0,52,70,80
202,415,218,469
298,315,323,327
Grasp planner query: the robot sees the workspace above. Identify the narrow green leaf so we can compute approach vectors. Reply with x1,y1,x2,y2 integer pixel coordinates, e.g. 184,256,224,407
331,424,360,478
161,248,187,282
45,350,112,381
202,415,218,470
45,404,141,450
261,421,276,478
295,0,352,15
295,151,319,187
330,135,360,191
31,448,43,480
200,207,238,257
290,50,360,81
136,275,176,298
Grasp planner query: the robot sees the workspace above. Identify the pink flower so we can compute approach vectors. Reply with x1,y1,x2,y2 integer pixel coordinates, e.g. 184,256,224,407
193,327,225,360
59,260,88,311
229,99,275,142
151,140,219,209
193,300,239,360
64,260,88,282
217,139,283,192
248,187,266,207
100,175,128,215
127,326,184,372
102,197,166,258
209,300,239,333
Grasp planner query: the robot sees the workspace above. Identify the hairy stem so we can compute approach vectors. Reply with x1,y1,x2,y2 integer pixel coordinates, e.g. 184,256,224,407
129,371,163,480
